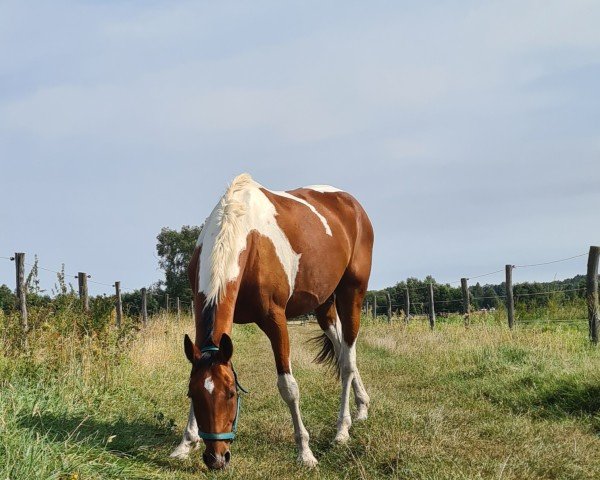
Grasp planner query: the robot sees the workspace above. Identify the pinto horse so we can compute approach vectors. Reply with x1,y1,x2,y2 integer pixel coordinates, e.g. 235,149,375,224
170,173,373,469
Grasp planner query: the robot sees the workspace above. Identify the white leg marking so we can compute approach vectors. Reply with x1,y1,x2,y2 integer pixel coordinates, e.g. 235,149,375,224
170,401,200,459
335,340,356,443
325,313,370,421
277,373,318,468
352,369,370,421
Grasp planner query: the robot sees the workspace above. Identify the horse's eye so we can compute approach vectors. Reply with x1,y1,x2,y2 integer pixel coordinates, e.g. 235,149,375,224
228,390,235,399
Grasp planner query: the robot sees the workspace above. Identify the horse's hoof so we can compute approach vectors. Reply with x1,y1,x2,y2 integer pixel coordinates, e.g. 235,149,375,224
297,451,318,468
169,445,191,460
334,431,350,443
355,407,369,421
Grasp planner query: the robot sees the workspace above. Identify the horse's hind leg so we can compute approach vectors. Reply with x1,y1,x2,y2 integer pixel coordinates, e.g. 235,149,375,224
315,298,370,421
315,292,370,443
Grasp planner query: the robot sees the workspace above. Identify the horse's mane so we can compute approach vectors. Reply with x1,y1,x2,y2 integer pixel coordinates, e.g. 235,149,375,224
197,173,256,308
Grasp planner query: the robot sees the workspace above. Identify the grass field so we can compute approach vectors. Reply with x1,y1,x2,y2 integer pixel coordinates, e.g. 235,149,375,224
2,314,600,479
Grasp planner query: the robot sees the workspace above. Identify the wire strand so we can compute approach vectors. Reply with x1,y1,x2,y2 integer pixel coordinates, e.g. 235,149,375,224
514,253,587,268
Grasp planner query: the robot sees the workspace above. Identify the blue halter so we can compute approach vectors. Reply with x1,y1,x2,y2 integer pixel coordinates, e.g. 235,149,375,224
197,345,248,442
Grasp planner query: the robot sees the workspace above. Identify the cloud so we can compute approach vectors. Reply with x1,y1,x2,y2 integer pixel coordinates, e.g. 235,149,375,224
1,1,599,291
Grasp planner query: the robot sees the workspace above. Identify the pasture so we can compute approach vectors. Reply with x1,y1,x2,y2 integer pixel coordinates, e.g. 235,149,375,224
2,314,600,479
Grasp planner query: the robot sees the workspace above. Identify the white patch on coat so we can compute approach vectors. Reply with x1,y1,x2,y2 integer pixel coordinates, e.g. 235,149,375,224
204,376,215,395
196,173,301,306
304,184,343,193
267,189,332,236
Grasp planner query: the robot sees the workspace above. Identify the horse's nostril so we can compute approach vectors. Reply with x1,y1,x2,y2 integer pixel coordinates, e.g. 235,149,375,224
203,451,229,470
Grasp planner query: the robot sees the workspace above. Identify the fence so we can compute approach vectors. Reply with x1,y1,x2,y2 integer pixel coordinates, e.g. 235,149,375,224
1,252,195,347
3,246,600,345
364,246,600,344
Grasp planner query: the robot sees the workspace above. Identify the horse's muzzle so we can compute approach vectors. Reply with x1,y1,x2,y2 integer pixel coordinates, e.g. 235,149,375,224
203,450,231,470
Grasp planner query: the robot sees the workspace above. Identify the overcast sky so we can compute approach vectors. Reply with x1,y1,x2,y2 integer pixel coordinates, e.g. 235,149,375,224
1,1,599,295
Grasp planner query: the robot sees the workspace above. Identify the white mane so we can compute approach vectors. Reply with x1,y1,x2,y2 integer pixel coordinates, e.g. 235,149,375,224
196,174,341,307
196,173,257,306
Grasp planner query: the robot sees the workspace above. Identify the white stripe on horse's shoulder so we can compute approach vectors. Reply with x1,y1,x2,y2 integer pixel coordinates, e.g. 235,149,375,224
196,173,300,306
267,189,332,236
303,185,343,193
204,376,215,395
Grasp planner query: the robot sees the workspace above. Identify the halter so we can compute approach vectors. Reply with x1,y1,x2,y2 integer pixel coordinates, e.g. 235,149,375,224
197,345,248,442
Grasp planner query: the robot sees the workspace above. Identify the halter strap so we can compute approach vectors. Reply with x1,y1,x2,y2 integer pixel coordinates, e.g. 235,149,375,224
197,345,247,441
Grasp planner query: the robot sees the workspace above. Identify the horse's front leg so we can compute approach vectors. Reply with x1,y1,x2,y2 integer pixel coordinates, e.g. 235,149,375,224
170,400,200,459
260,316,318,468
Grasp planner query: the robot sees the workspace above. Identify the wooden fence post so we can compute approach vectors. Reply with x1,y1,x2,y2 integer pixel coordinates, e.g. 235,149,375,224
428,282,435,330
461,277,470,326
191,300,195,318
114,281,122,328
505,265,514,329
166,294,170,315
141,287,148,326
14,252,28,349
373,294,377,319
405,286,410,324
386,292,392,323
365,300,369,317
78,272,89,312
177,297,181,320
587,246,599,344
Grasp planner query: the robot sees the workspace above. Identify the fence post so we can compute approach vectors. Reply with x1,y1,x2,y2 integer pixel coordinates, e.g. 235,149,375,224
405,286,410,324
191,300,194,318
386,292,392,323
114,281,122,328
505,265,514,329
365,300,369,317
461,277,470,326
428,282,435,330
78,272,89,312
166,294,170,315
373,294,377,319
14,252,28,349
177,297,181,320
141,287,148,326
587,246,600,344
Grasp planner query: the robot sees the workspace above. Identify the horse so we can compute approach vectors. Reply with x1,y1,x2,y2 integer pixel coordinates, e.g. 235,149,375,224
169,173,373,470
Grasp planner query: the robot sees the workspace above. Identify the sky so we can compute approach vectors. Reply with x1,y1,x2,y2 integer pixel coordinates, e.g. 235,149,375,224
1,0,599,296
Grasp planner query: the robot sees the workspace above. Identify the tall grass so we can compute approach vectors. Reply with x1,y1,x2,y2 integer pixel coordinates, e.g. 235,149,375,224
1,305,600,479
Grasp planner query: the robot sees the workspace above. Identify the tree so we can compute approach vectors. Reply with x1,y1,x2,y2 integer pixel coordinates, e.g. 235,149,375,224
0,284,15,314
156,225,202,303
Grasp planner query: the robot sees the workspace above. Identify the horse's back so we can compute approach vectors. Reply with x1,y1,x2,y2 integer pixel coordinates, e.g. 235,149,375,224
254,185,373,316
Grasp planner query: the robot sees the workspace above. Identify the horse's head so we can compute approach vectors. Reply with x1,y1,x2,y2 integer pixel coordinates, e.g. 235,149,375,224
184,333,237,470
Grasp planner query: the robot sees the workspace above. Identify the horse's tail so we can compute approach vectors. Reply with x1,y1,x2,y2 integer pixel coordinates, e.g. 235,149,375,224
309,332,340,378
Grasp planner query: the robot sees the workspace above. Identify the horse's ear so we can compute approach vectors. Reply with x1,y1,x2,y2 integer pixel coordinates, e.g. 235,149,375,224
219,333,233,363
184,334,199,363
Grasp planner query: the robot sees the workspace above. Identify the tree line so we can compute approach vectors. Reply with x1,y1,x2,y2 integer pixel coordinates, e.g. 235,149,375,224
368,275,588,315
0,224,590,318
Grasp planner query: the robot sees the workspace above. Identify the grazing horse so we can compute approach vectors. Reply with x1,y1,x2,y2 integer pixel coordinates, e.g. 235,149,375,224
170,173,373,469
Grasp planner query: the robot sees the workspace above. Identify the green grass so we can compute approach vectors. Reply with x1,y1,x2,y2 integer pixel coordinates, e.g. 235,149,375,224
2,315,600,479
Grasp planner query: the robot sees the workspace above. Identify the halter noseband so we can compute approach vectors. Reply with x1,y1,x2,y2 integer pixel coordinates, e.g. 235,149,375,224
197,345,248,442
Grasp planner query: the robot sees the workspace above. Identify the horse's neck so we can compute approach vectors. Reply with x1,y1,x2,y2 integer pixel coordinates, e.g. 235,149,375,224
195,302,234,347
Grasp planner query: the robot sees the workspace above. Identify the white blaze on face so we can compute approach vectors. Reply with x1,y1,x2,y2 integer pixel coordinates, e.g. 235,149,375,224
267,189,332,236
204,376,215,395
196,174,301,305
